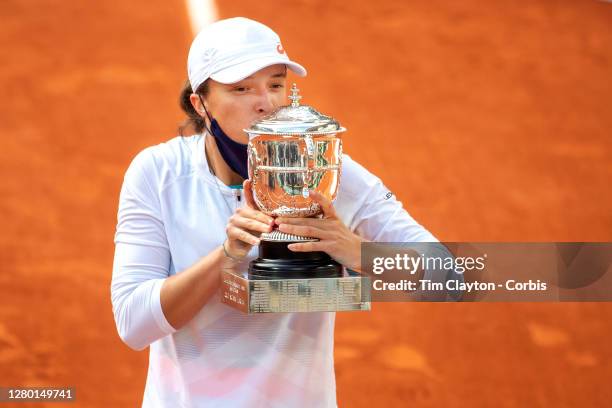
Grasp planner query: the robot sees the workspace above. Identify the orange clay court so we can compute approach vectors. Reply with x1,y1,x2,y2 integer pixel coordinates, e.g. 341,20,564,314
0,0,611,407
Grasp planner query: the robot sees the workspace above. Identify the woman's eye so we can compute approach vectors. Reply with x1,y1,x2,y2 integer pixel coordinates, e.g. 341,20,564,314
270,83,285,89
233,87,248,92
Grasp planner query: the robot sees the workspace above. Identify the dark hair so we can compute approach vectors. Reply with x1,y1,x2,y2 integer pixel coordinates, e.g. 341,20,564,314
178,80,209,136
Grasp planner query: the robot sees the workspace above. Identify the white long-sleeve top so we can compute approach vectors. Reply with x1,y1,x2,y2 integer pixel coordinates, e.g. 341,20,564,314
111,134,436,407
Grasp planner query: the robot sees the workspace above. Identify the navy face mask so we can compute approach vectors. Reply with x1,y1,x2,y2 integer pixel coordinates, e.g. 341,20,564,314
209,118,249,180
199,94,248,180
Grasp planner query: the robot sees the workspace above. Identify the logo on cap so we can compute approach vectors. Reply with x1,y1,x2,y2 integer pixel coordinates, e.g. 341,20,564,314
276,43,286,55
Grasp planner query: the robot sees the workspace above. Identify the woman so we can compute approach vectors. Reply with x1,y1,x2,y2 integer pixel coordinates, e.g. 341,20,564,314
111,17,436,407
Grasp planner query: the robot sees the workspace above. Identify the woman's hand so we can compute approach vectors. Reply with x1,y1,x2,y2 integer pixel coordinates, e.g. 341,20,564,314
275,191,367,271
224,179,274,260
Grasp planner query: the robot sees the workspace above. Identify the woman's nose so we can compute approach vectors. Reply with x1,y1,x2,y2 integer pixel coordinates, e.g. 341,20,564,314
255,90,277,114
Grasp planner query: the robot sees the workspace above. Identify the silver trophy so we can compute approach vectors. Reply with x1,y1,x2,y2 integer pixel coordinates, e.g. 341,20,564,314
247,84,344,218
247,84,345,279
220,84,371,313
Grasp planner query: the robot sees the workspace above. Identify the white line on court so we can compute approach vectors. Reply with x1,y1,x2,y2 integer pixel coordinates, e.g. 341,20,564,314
186,0,218,34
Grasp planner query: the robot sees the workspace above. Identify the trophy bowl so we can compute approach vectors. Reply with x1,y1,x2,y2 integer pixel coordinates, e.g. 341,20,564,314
248,134,342,217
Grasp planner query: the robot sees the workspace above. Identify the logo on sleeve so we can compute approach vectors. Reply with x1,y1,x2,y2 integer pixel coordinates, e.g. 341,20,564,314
384,191,393,200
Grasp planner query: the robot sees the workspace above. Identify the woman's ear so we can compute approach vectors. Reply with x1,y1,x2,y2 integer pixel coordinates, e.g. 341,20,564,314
189,93,207,116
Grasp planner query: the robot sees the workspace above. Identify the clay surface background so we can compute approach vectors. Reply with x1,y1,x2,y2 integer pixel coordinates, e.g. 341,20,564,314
1,0,610,406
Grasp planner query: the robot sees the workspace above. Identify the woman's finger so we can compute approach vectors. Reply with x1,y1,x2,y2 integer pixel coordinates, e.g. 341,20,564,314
287,241,328,252
237,205,274,225
227,225,260,246
307,190,337,219
231,214,273,234
278,223,329,239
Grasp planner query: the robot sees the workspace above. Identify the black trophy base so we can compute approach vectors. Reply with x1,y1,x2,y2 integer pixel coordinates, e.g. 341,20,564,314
249,239,342,280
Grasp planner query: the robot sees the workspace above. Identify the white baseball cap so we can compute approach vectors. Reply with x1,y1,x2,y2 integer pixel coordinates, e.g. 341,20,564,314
187,17,307,92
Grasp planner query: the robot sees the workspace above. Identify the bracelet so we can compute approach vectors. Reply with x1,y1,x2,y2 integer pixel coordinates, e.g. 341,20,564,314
222,240,243,261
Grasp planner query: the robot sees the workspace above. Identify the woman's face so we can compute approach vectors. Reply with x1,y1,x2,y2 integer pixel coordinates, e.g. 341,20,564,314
196,64,288,144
